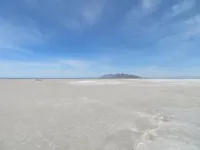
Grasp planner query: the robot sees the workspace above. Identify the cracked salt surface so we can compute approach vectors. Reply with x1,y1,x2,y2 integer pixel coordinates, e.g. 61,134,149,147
0,79,200,150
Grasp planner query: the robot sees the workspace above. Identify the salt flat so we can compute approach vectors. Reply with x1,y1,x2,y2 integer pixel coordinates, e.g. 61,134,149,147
0,79,200,150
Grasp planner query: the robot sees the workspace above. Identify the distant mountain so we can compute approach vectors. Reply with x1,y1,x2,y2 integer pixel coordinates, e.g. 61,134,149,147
100,73,141,79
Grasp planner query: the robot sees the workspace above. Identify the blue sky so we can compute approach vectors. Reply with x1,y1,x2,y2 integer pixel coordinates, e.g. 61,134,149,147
0,0,200,78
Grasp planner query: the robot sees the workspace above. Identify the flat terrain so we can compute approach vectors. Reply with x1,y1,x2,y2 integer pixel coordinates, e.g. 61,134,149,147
0,79,200,150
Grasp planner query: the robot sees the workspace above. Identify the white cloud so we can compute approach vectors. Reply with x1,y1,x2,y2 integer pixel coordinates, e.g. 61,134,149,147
183,15,200,39
81,0,106,26
59,59,91,69
141,0,161,14
172,0,196,17
0,57,117,78
0,60,60,78
132,65,200,78
0,59,94,78
161,0,196,23
83,10,99,25
64,19,81,31
121,0,162,36
0,60,60,69
132,66,169,78
24,0,106,30
156,14,200,47
0,46,33,54
0,18,48,53
24,0,39,7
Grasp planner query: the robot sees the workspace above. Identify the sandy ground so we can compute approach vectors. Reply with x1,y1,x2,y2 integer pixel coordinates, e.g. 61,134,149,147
0,79,200,150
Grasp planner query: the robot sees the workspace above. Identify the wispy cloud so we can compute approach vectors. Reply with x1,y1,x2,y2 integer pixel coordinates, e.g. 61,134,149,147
0,59,85,77
0,18,47,54
157,14,200,45
59,59,91,69
131,66,170,78
0,0,199,77
25,0,107,31
183,15,200,39
0,60,60,77
0,57,118,77
171,0,196,17
132,65,200,78
63,19,82,31
82,0,106,26
141,0,161,14
121,0,162,37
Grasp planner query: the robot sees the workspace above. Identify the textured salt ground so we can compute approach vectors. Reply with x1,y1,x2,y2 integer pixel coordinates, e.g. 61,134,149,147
0,79,200,150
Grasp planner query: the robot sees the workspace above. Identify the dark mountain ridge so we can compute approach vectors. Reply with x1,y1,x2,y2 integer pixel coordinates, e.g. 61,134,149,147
100,73,141,79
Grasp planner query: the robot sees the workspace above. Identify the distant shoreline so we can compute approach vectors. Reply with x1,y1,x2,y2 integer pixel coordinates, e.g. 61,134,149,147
1,77,200,79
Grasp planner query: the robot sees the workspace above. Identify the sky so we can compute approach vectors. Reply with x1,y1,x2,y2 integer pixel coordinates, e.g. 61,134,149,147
0,0,200,78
